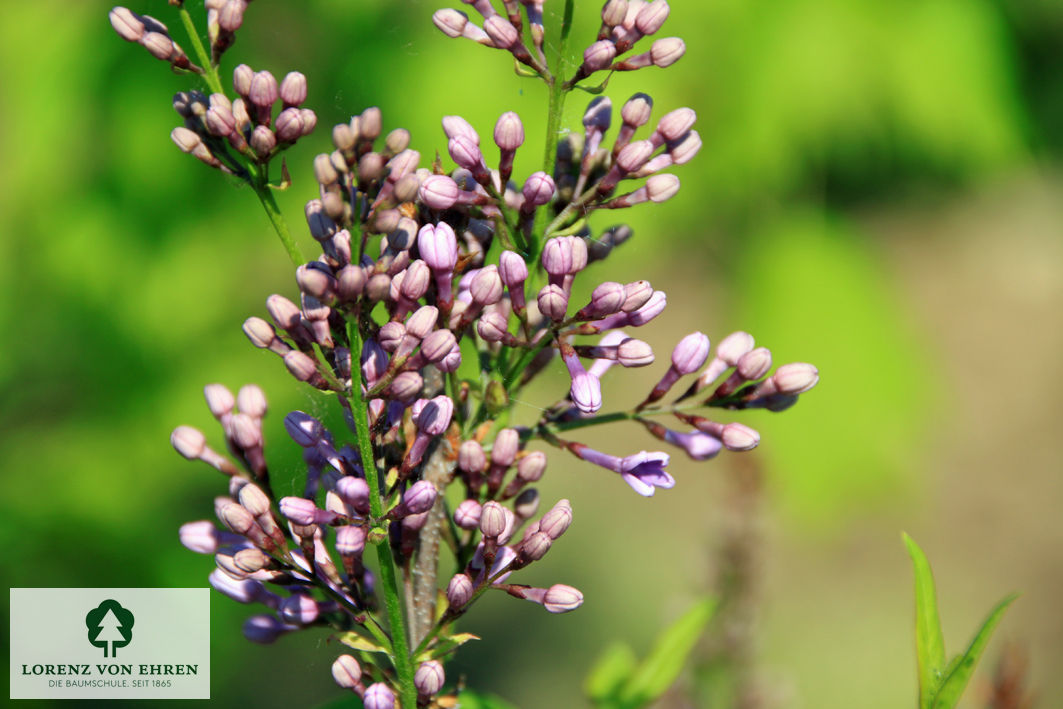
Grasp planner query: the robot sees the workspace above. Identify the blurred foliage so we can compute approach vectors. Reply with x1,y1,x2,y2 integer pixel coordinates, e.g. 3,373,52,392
0,0,1057,707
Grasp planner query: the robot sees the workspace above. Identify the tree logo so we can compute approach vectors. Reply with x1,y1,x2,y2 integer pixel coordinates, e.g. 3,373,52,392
85,600,134,658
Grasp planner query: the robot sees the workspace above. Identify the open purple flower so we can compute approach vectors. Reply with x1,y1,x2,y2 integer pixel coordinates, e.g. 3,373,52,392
569,444,674,496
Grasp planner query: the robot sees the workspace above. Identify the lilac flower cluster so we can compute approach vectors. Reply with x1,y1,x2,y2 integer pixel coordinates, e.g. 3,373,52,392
112,0,819,703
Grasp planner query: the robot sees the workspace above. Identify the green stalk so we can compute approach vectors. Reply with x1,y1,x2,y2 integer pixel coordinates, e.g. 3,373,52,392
251,170,306,266
177,5,224,95
345,321,418,708
530,0,575,261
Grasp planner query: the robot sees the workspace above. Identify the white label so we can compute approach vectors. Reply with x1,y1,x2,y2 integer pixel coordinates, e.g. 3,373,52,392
10,588,210,699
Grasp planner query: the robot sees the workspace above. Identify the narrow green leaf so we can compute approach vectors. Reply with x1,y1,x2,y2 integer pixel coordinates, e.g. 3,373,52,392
930,593,1018,709
903,533,947,709
617,598,717,708
337,631,388,654
584,641,638,707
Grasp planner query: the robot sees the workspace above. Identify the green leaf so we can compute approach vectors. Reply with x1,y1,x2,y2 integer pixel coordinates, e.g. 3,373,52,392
584,641,638,707
337,631,388,654
903,533,947,709
455,689,519,709
930,593,1018,709
426,631,480,660
617,598,717,709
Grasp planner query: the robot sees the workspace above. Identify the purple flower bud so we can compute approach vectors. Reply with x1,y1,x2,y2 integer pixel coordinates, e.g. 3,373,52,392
665,429,722,460
415,395,454,435
360,107,382,140
721,422,760,451
378,321,406,353
537,284,569,322
279,71,307,105
449,135,486,172
209,568,267,604
517,451,546,482
459,440,487,473
737,347,772,380
521,171,556,209
110,7,145,42
331,654,362,689
587,281,627,317
248,70,278,109
415,660,445,697
627,290,667,326
454,499,483,529
419,175,460,210
494,112,525,151
717,331,755,365
617,140,655,173
635,0,670,34
388,371,423,403
499,250,529,287
480,501,507,538
618,338,655,367
543,584,584,613
561,348,603,413
442,115,480,145
620,281,653,312
179,520,221,554
250,125,276,157
656,107,696,142
244,615,293,644
284,411,323,447
402,481,439,515
336,477,370,513
217,501,256,535
619,100,652,142
232,63,253,97
420,329,457,364
514,489,540,519
477,309,511,342
417,223,459,272
520,531,553,561
671,332,711,375
470,265,504,305
336,264,366,302
364,683,395,709
541,237,575,277
484,14,519,48
772,363,819,394
433,8,469,38
583,40,617,72
141,32,176,61
650,37,685,67
539,499,573,539
279,497,336,526
278,593,320,625
492,428,520,467
446,573,475,609
171,425,207,459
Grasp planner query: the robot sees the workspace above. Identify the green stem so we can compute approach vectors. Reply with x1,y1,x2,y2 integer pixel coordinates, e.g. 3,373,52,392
530,0,575,261
345,321,417,708
253,180,306,266
177,6,224,95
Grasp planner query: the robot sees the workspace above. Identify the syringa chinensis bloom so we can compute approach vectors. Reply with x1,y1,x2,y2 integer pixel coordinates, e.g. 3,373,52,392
113,0,819,703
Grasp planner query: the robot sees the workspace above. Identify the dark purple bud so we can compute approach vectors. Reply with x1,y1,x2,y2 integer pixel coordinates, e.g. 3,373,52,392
243,615,293,644
279,593,321,625
331,654,362,689
514,489,540,519
284,411,323,447
415,660,445,697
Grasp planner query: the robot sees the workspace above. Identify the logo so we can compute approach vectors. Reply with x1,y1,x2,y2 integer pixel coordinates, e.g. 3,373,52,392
10,588,210,700
85,600,135,657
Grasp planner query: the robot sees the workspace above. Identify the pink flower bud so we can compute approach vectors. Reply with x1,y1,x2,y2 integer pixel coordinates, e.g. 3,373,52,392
537,284,569,322
454,499,483,529
442,115,480,145
248,71,278,108
737,347,772,380
459,440,487,473
479,501,507,538
110,7,145,42
433,8,469,38
171,425,207,459
617,338,655,367
279,71,307,105
583,40,617,72
543,584,584,613
671,332,710,374
363,683,395,709
484,15,519,48
635,0,670,34
772,363,819,394
446,573,474,608
721,422,760,451
650,37,685,67
417,223,459,271
494,111,525,151
331,654,362,688
415,660,445,696
521,171,556,208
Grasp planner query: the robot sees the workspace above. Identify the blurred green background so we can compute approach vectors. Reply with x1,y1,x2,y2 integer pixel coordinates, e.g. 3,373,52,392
2,0,1061,707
